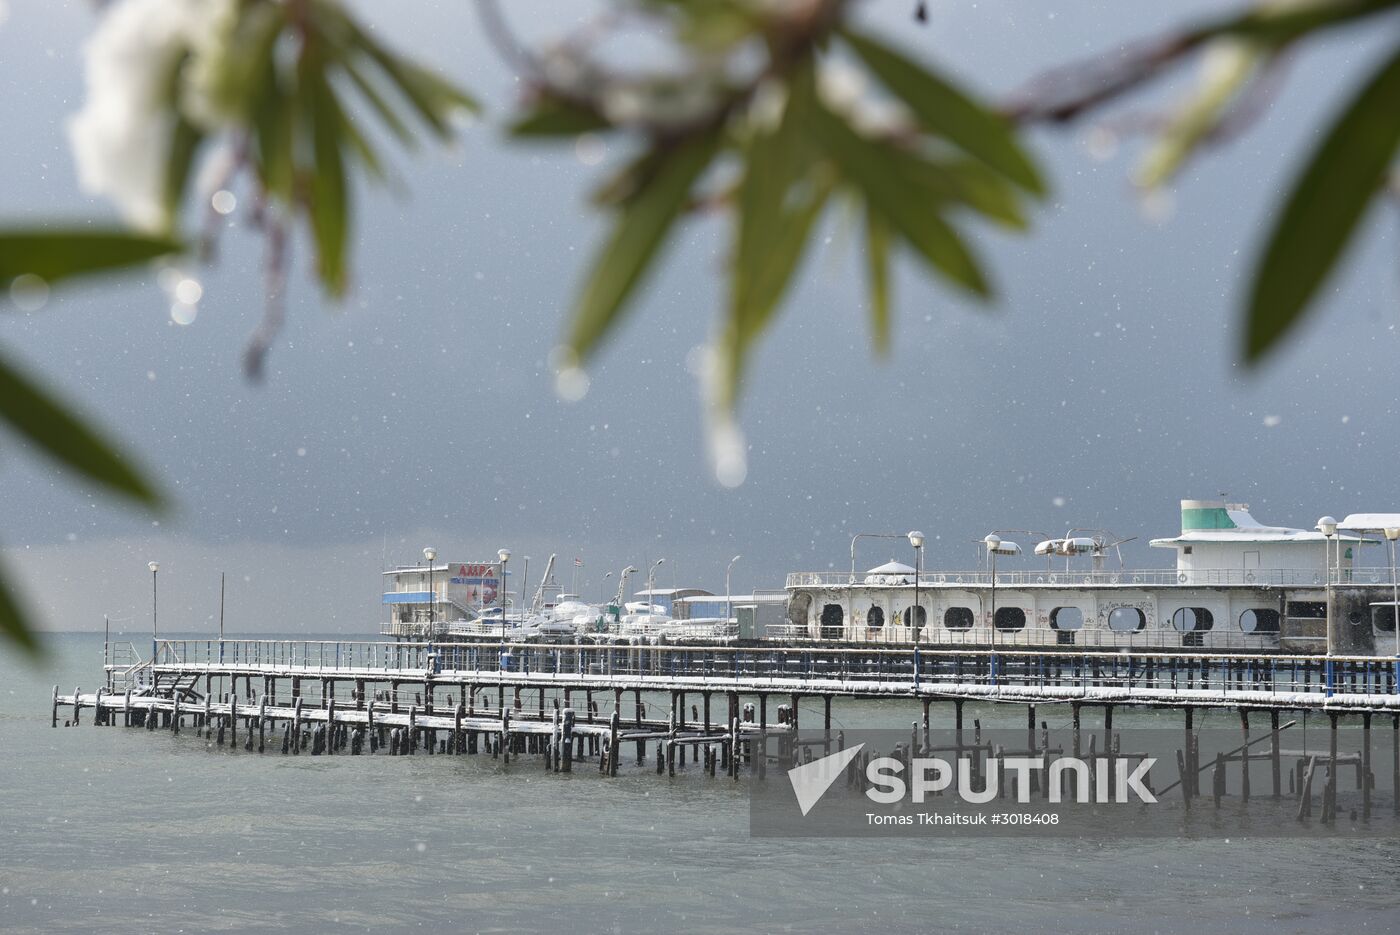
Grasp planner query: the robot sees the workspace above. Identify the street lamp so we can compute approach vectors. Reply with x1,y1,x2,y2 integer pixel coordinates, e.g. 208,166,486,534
497,548,511,643
148,560,159,659
726,554,742,622
984,535,1000,649
647,558,665,606
1387,527,1400,657
423,547,437,633
907,531,925,642
983,535,1022,648
1316,516,1337,656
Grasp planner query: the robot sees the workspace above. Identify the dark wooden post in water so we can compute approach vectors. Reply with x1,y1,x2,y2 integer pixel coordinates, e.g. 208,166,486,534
1270,709,1282,799
562,708,575,773
1326,712,1339,824
608,710,620,777
50,685,58,728
1362,711,1373,819
1239,708,1250,802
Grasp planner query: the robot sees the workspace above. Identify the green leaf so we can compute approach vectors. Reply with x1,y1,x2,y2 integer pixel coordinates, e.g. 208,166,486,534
509,97,610,138
0,560,40,658
0,348,161,508
162,116,204,231
0,230,180,286
842,28,1045,196
341,56,418,148
809,103,990,296
339,16,478,140
889,150,1028,230
568,131,721,360
866,203,892,356
722,70,832,404
1244,43,1400,363
300,57,351,297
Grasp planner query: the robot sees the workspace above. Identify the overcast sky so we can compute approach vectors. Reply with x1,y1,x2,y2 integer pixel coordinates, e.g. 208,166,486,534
2,0,1397,635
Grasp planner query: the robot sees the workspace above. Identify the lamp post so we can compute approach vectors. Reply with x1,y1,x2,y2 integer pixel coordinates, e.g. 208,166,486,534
907,531,924,642
423,547,437,633
148,560,159,661
726,555,742,622
647,559,665,613
1317,516,1337,656
984,536,1000,650
497,548,511,643
1387,527,1400,657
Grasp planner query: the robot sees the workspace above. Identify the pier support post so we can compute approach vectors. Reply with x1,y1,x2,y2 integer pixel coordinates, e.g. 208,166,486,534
609,710,620,777
1271,709,1281,799
919,698,928,752
1326,712,1339,823
562,708,575,773
51,685,58,728
1239,709,1250,801
1362,711,1373,819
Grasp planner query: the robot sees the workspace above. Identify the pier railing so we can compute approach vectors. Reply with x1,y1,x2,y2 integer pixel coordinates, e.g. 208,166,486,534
138,638,1400,706
785,567,1400,589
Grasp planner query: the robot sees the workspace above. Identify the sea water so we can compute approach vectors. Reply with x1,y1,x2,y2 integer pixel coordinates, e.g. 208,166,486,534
2,633,1397,934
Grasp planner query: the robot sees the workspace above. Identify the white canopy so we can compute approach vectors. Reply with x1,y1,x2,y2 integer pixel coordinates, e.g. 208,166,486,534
1338,514,1400,533
865,560,916,575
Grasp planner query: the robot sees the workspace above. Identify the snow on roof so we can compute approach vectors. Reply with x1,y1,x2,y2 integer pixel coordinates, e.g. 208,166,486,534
1339,514,1400,532
865,560,916,575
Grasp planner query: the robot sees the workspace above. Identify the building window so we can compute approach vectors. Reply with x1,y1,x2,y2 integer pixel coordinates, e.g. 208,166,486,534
1287,601,1326,619
994,607,1026,631
1238,608,1281,633
1183,546,1192,555
820,604,845,639
1171,607,1214,632
1108,607,1146,632
1373,606,1398,634
943,607,974,631
867,606,885,629
1049,607,1084,631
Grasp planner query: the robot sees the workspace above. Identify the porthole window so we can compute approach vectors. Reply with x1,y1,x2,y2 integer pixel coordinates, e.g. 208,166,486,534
994,607,1026,631
943,607,974,631
1348,609,1365,625
1373,606,1398,634
867,606,885,629
902,606,927,628
787,592,812,628
1171,607,1214,632
1238,608,1280,633
1049,607,1083,631
1108,607,1146,632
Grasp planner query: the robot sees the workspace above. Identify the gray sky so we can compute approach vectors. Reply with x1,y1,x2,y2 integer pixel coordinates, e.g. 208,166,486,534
2,1,1397,635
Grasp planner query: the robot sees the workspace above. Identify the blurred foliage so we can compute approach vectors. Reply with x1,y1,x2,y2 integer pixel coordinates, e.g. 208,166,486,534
1,0,1399,654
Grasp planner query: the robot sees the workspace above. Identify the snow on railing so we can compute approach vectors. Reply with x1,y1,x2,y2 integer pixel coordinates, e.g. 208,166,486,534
781,567,1394,589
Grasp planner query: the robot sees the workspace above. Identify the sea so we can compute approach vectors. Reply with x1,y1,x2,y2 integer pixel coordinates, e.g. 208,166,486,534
2,632,1398,934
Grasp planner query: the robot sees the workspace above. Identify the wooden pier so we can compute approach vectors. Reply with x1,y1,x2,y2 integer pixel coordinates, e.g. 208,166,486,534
53,639,1400,814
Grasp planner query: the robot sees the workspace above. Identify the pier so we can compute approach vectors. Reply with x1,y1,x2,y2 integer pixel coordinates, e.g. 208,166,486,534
54,638,1400,816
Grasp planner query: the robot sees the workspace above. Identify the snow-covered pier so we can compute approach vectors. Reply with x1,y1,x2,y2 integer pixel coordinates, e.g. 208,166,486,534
52,639,1400,813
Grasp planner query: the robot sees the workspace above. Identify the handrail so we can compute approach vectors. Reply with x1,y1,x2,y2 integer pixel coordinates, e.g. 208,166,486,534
785,567,1400,589
140,636,1395,667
